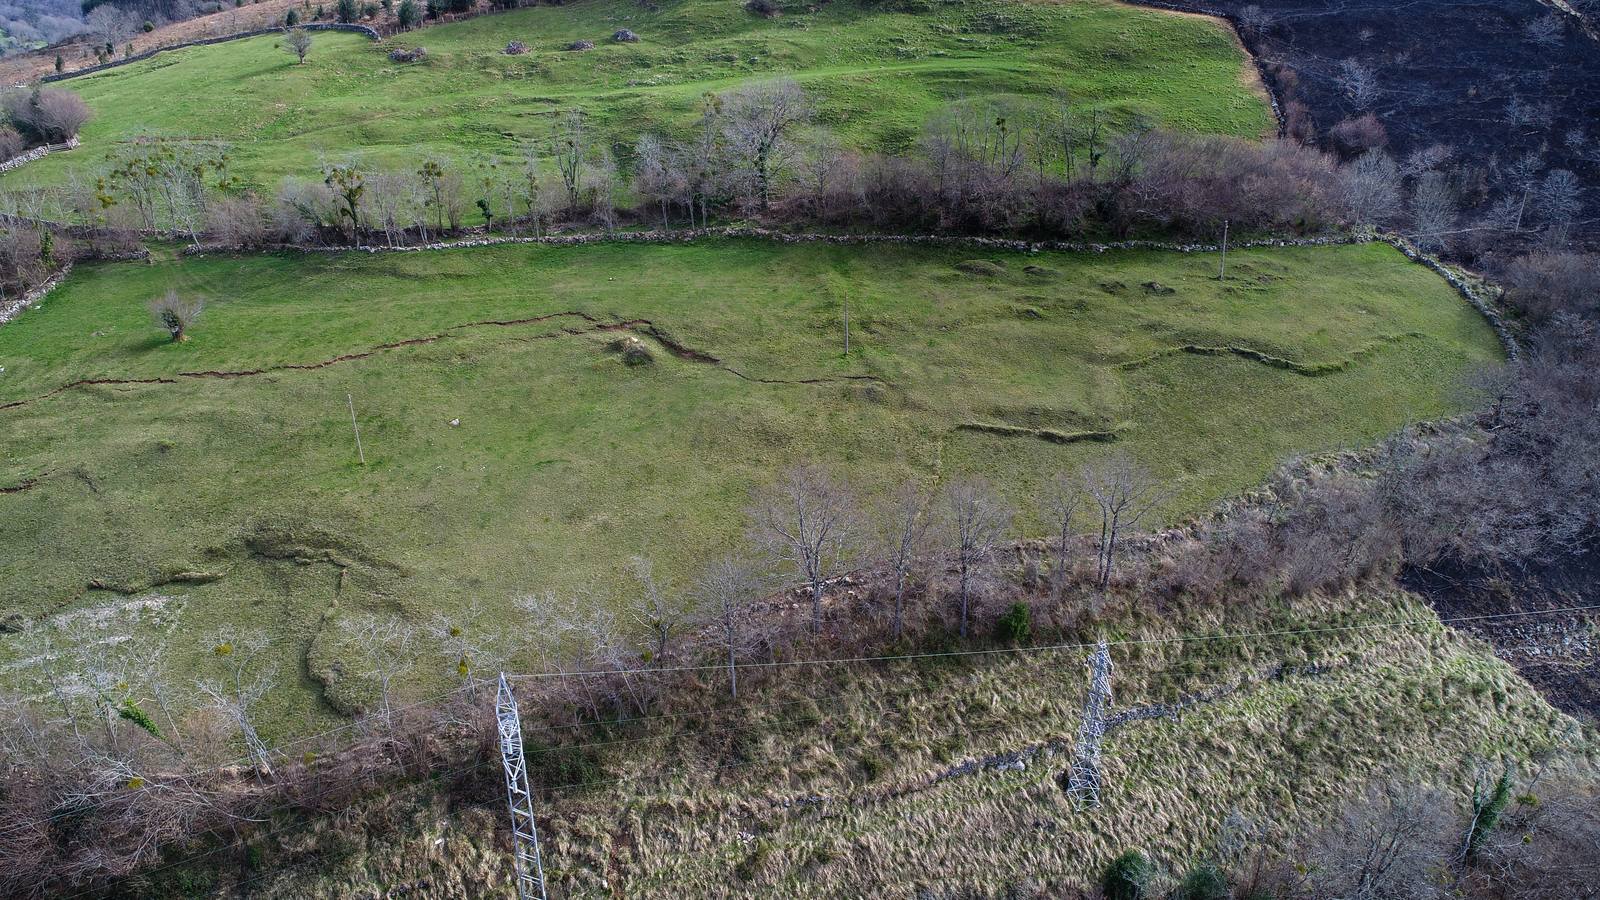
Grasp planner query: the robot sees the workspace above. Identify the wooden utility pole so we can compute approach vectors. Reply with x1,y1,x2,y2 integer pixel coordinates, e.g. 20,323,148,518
346,393,366,466
1218,219,1230,281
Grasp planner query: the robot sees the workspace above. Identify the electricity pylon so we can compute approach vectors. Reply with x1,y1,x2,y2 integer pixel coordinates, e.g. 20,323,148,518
496,673,548,900
1066,639,1113,809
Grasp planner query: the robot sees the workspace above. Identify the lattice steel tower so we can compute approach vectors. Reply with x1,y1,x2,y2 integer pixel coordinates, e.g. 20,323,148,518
1066,639,1114,809
496,673,548,900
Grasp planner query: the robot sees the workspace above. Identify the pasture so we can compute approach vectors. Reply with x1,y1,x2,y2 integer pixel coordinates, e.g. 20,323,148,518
0,238,1500,734
1,0,1272,193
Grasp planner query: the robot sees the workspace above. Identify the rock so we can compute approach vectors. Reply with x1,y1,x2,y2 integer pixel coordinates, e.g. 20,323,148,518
504,40,528,55
1141,280,1175,295
449,418,460,427
566,39,595,51
612,29,639,42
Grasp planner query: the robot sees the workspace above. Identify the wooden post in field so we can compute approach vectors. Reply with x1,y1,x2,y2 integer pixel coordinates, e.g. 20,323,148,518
1218,219,1230,281
843,294,851,357
347,393,366,466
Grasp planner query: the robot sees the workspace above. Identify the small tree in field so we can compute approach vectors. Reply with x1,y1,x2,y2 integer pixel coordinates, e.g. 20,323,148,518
148,290,203,342
285,27,313,64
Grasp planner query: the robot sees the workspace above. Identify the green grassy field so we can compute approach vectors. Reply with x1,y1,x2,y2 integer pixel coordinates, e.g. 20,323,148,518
2,0,1270,194
0,239,1499,735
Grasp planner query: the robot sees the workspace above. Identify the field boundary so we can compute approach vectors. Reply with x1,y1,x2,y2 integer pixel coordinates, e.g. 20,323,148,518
1,229,1519,363
31,23,379,86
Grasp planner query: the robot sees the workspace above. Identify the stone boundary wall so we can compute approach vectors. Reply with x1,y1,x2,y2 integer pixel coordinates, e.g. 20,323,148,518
0,247,147,327
0,137,78,174
35,23,379,85
7,227,1517,363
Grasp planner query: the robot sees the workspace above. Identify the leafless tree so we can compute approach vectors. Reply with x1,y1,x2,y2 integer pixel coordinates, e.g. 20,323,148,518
943,476,1012,637
1523,14,1564,49
205,193,270,246
285,27,313,64
343,614,418,728
624,555,685,664
693,555,762,698
1408,170,1458,252
196,627,278,776
1301,780,1452,900
721,77,812,210
1532,168,1581,229
1042,471,1082,601
1337,58,1380,110
1341,150,1402,225
1081,454,1162,595
873,481,935,639
748,465,858,632
554,108,587,211
148,289,203,341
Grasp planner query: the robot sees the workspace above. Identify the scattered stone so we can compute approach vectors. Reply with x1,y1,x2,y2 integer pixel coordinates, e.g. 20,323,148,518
388,46,428,63
566,39,595,51
449,418,460,427
1012,305,1045,320
1141,280,1176,295
612,29,639,43
504,40,528,55
1022,264,1059,278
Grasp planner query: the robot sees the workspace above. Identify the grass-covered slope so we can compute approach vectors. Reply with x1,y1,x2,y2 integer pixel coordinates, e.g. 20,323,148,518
177,592,1590,897
3,0,1271,192
0,239,1499,734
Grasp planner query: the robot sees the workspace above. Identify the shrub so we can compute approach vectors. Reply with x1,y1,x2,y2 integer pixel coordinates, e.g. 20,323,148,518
1102,850,1152,900
1328,113,1387,158
148,290,204,342
2,87,92,144
0,125,23,159
1175,862,1228,900
995,602,1030,644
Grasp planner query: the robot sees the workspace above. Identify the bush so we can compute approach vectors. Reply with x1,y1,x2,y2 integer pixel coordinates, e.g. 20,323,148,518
0,125,23,159
1175,862,1228,900
2,87,93,144
1102,850,1152,900
995,602,1030,645
396,0,420,27
336,0,356,21
746,0,780,14
148,290,204,342
285,8,299,24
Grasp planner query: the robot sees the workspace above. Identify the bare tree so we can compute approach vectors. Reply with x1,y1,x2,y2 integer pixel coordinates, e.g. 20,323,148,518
1408,170,1458,253
1532,168,1582,229
943,476,1012,638
196,628,278,777
343,614,418,728
1337,58,1380,110
1524,14,1564,49
1081,454,1162,595
1042,471,1082,601
148,289,203,342
748,465,858,632
624,555,685,664
1341,150,1402,226
721,77,812,210
693,555,762,698
873,481,934,639
554,108,587,211
285,27,313,64
1301,780,1452,900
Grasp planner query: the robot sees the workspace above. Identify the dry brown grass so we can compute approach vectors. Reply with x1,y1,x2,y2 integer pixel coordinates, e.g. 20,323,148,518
214,589,1593,898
